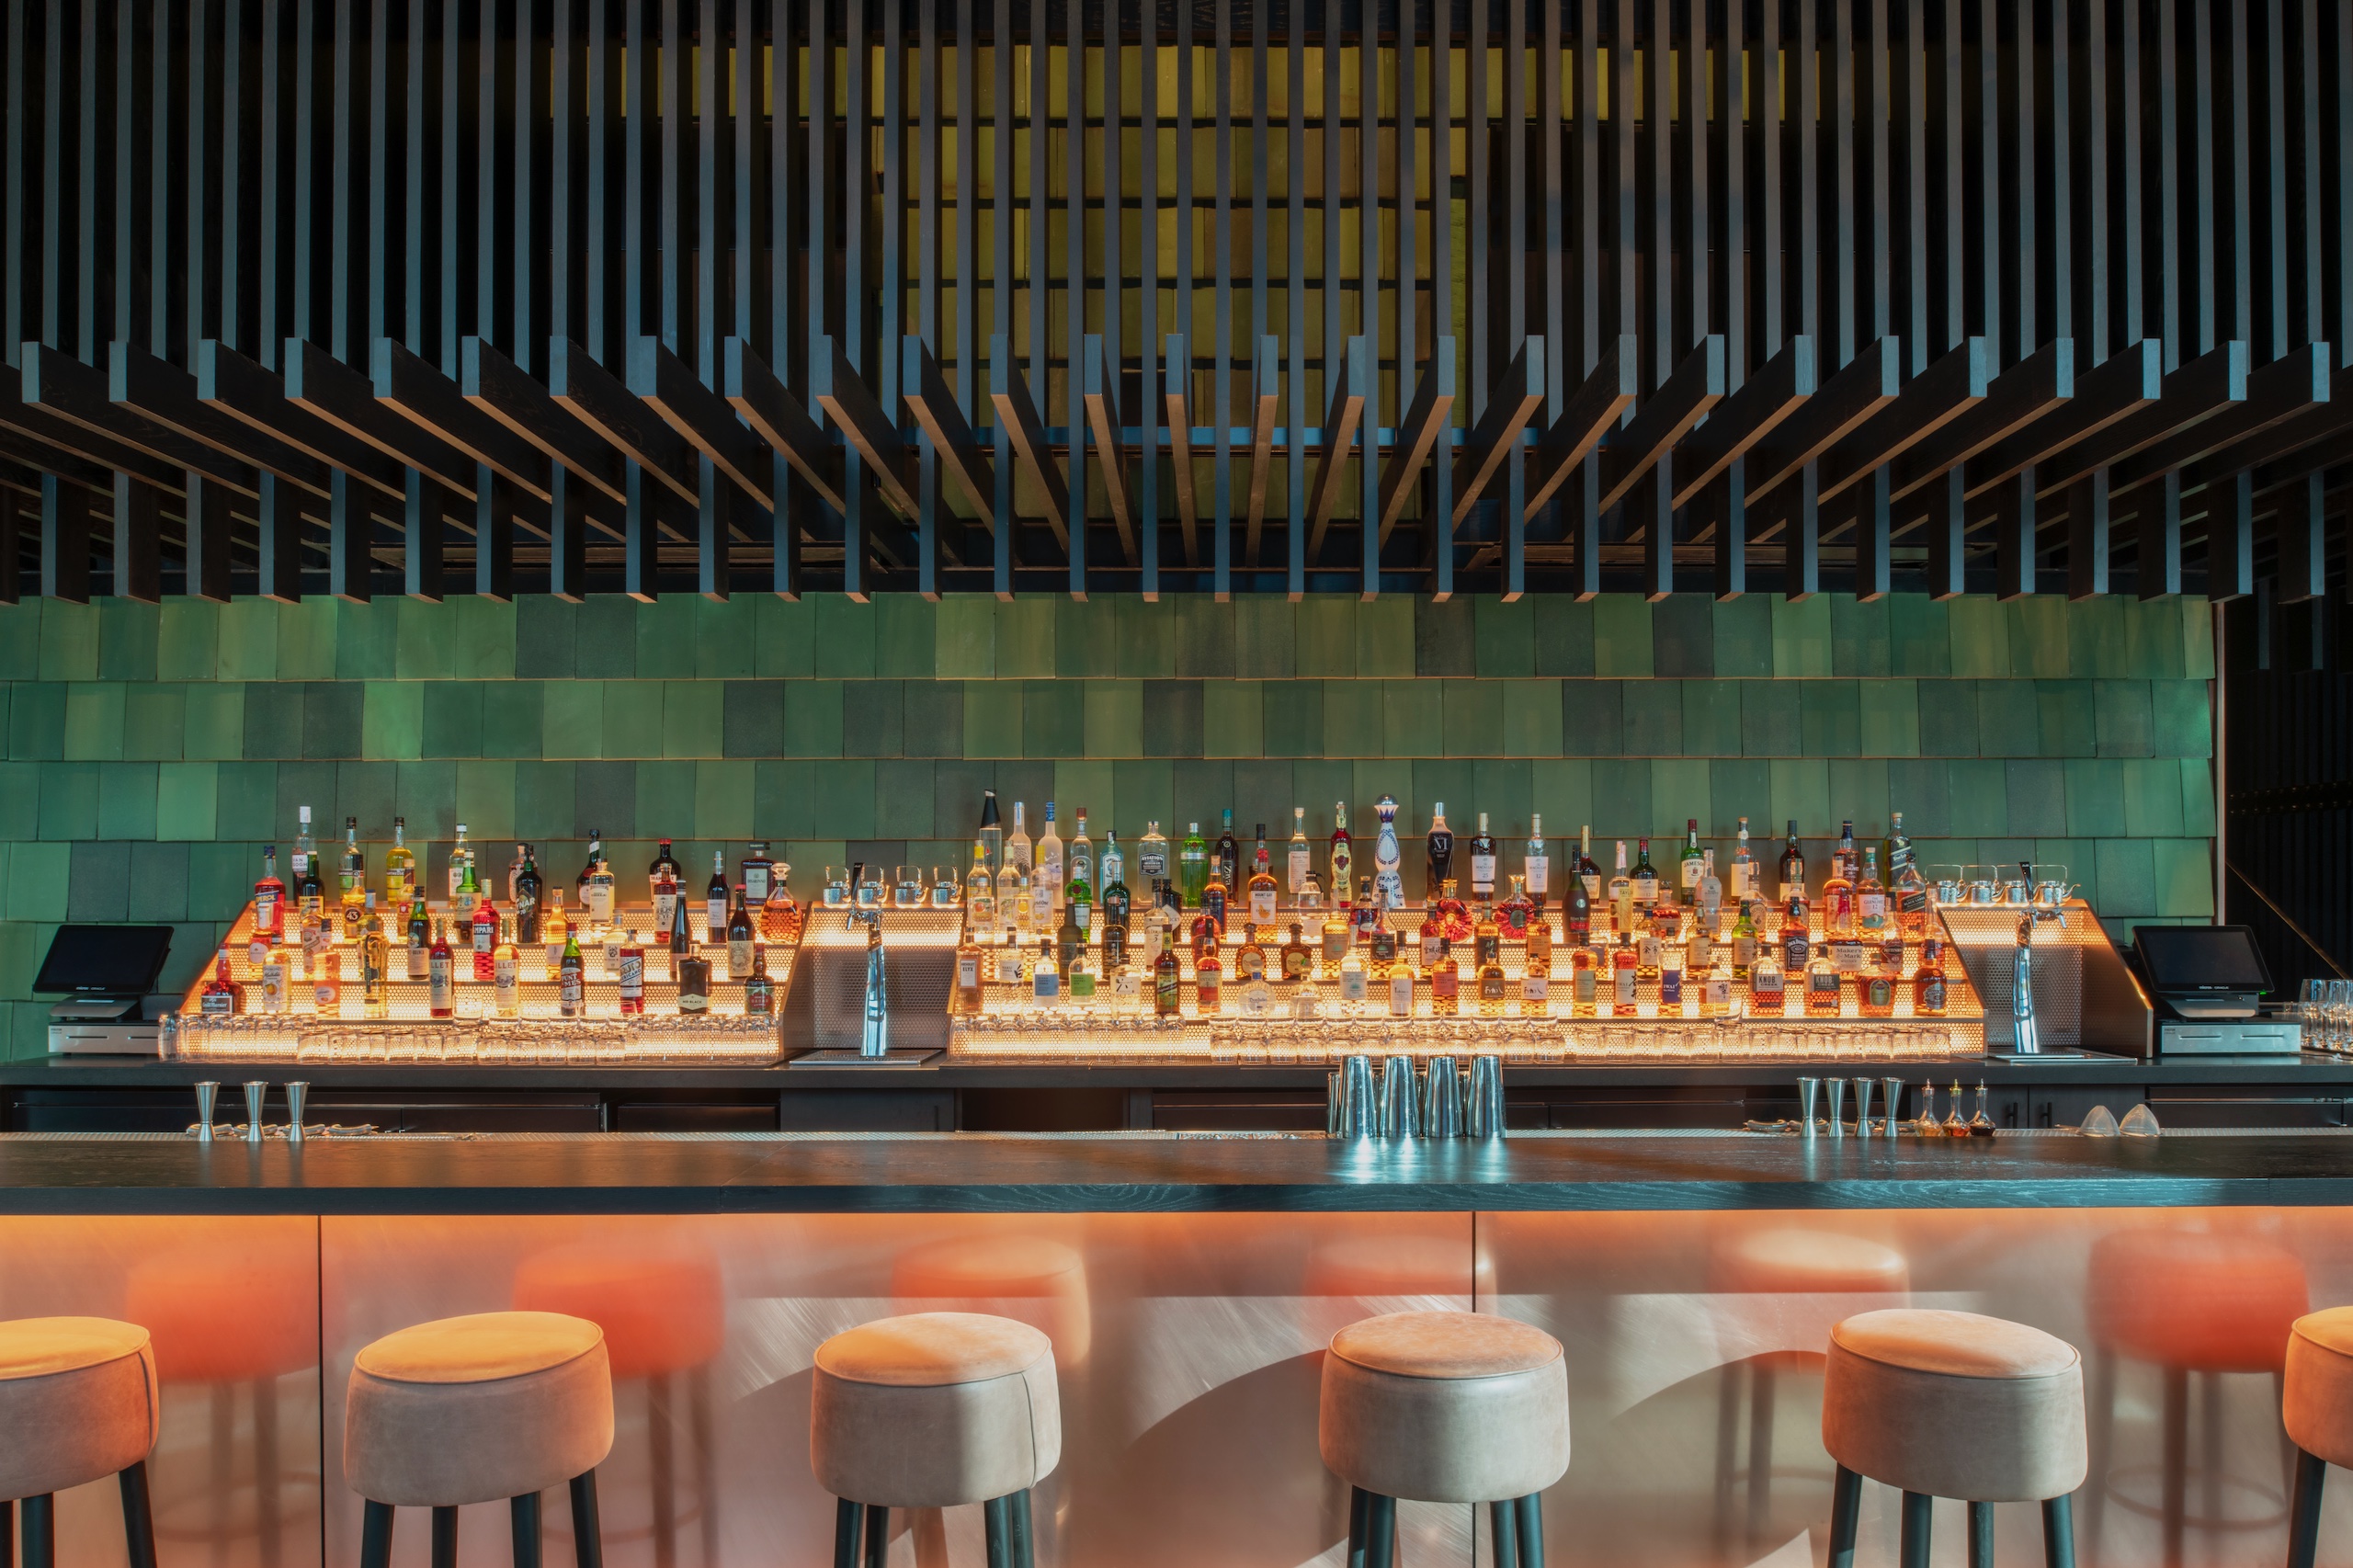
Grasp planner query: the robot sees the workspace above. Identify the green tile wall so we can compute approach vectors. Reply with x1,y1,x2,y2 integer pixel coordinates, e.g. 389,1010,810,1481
0,594,2218,1058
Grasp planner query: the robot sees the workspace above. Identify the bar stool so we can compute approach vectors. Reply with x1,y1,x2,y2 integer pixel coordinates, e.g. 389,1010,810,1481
1318,1311,1570,1567
1822,1309,2086,1568
344,1312,615,1568
811,1312,1061,1568
514,1244,726,1568
0,1317,161,1568
2283,1306,2353,1568
2085,1230,2306,1564
1709,1229,1910,1550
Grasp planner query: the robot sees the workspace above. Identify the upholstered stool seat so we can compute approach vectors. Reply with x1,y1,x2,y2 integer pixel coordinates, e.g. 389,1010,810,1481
1318,1311,1569,1567
2281,1308,2353,1568
812,1312,1061,1568
0,1316,161,1568
345,1312,615,1568
1823,1310,2086,1568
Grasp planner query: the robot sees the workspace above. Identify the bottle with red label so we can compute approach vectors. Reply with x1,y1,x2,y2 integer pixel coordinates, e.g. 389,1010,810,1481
198,949,244,1016
428,919,454,1018
253,846,286,940
472,889,499,980
618,930,646,1016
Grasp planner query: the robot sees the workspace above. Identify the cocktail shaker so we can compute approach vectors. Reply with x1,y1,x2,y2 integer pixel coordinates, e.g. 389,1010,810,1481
1424,1057,1463,1139
1466,1056,1506,1140
1379,1057,1422,1138
1333,1055,1377,1139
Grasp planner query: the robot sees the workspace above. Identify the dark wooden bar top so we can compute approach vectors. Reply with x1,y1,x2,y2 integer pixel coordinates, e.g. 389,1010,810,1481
5,1128,2353,1215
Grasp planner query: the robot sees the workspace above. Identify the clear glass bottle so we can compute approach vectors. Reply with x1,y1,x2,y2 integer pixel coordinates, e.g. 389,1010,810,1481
583,837,616,930
1037,803,1065,915
1006,801,1033,875
1372,795,1404,908
381,818,415,907
1288,807,1313,896
493,915,519,1017
966,840,998,926
1099,832,1129,932
1068,809,1094,903
291,805,315,890
977,789,1004,876
1857,846,1890,938
1136,821,1170,908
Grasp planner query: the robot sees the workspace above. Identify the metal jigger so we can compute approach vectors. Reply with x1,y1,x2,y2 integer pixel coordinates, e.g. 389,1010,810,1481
194,1081,219,1142
1796,1076,1821,1138
244,1081,269,1142
1466,1056,1506,1139
1825,1077,1848,1138
1881,1076,1906,1140
285,1082,309,1142
1851,1076,1877,1138
1334,1055,1378,1139
1424,1057,1464,1139
1379,1057,1422,1139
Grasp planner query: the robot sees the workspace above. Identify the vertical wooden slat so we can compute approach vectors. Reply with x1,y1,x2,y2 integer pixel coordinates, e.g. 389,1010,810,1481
1359,0,1384,597
1286,0,1305,598
366,0,390,354
40,474,91,603
5,0,27,368
1469,0,1487,429
1026,0,1046,587
112,470,160,603
1065,0,1085,596
1544,0,1565,415
1138,0,1158,596
956,0,975,411
1212,0,1232,597
2084,0,2108,362
1101,0,1122,571
1319,0,1336,580
185,472,233,602
844,0,875,599
1574,0,1599,597
772,0,803,600
1938,0,1958,363
2224,0,2251,351
1829,0,1853,367
2066,469,2109,599
916,0,941,596
150,1,175,359
1429,0,1453,598
990,0,1013,595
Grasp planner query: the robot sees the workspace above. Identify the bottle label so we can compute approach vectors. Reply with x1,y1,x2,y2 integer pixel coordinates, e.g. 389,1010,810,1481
1250,888,1277,922
1809,967,1842,1005
1733,862,1754,898
654,889,678,932
1859,892,1887,921
1281,947,1311,982
407,943,429,981
1633,873,1658,903
1289,848,1311,892
1706,974,1732,1009
1867,975,1894,1009
256,890,279,930
1480,971,1506,1001
620,952,644,1000
953,953,978,991
730,937,753,978
1661,969,1683,1005
1919,976,1947,1012
1034,970,1060,1000
746,980,773,1014
1752,967,1784,1003
1389,973,1414,1016
1322,926,1350,961
707,898,728,935
1340,967,1368,1002
1471,853,1497,889
1614,966,1637,1004
428,957,451,1011
1581,870,1601,898
997,949,1023,984
1525,855,1548,894
474,921,494,954
1574,967,1597,1002
586,883,614,924
1140,847,1168,880
1243,984,1269,1017
560,964,584,1015
1833,939,1865,971
1681,858,1702,890
745,865,771,904
1523,971,1549,1002
1112,968,1141,999
201,989,233,1015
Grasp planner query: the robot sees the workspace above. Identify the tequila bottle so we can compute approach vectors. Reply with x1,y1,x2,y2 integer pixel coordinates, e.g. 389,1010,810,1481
1372,795,1405,908
1288,807,1313,896
1279,922,1313,983
447,822,474,906
1329,803,1354,903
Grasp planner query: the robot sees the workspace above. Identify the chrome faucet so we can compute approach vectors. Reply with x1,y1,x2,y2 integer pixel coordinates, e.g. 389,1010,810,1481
2010,904,2068,1054
847,905,888,1056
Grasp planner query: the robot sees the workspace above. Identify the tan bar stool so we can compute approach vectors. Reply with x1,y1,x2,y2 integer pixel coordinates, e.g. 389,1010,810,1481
345,1312,615,1568
0,1317,161,1568
1823,1309,2086,1568
811,1312,1061,1568
2281,1307,2353,1568
1318,1311,1571,1568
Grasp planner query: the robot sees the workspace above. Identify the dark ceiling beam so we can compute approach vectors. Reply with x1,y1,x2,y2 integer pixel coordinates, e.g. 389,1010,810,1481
1081,335,1135,561
903,335,997,532
108,342,308,495
289,340,483,500
21,345,239,494
627,336,772,507
722,338,845,517
1890,337,2072,500
2176,359,2353,495
984,344,1064,544
1815,337,1993,503
464,338,628,508
2109,342,2330,489
1669,335,1815,507
2038,340,2247,489
361,339,549,503
1964,337,2163,497
1598,335,1725,512
1522,337,1638,518
1304,335,1368,562
547,337,699,505
196,341,409,503
1744,336,1902,500
1377,337,1455,545
1449,335,1545,522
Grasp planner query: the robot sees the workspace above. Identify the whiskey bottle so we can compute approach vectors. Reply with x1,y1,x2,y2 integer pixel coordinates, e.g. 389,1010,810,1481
506,843,527,904
1731,900,1758,978
199,948,244,1015
1610,936,1639,1015
728,885,756,980
493,916,519,1017
471,883,499,981
1280,922,1313,983
1860,959,1897,1019
1608,842,1634,931
1329,803,1354,903
559,930,585,1017
1781,895,1813,975
1857,846,1890,939
254,845,287,939
1913,937,1949,1016
1214,810,1241,894
1659,954,1685,1014
1836,818,1859,884
447,822,474,906
340,817,368,940
674,941,709,1014
1154,944,1183,1016
619,930,646,1016
1201,858,1230,937
1526,894,1555,973
1749,944,1786,1014
1234,937,1267,986
745,946,776,1016
1192,945,1222,1015
313,946,343,1017
1099,834,1130,932
506,845,538,943
1519,949,1551,1016
1523,814,1549,907
1468,812,1498,897
742,841,776,908
1890,814,1931,939
428,919,454,1017
1805,948,1843,1015
1177,821,1208,907
582,839,616,931
1426,802,1456,897
1474,900,1503,970
1631,838,1660,906
1563,852,1592,945
955,923,985,1012
1730,816,1758,902
1429,940,1460,1017
1571,946,1597,1016
1288,807,1313,896
1678,819,1705,899
1777,821,1805,903
1386,948,1416,1018
1477,943,1508,1017
1247,825,1279,932
1037,803,1065,915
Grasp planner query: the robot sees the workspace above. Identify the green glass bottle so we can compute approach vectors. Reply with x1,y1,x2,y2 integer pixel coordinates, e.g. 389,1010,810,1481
1178,821,1209,908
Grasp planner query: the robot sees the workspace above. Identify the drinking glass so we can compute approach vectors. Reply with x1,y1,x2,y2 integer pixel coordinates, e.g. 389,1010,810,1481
894,865,926,907
856,865,887,908
822,866,851,907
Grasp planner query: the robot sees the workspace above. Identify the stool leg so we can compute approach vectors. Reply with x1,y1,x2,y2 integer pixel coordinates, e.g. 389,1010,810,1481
2163,1367,2188,1568
20,1496,52,1568
1713,1363,1742,1554
1009,1489,1034,1568
1899,1492,1933,1568
1968,1502,1994,1568
358,1503,395,1568
650,1375,677,1568
2085,1348,2114,1552
1748,1360,1778,1547
861,1504,888,1568
569,1472,605,1568
835,1498,866,1568
2202,1372,2225,1540
432,1506,459,1568
1828,1466,1863,1568
119,1461,158,1568
2041,1494,2076,1568
1364,1494,1396,1568
2,1496,12,1568
2288,1449,2328,1568
1347,1487,1370,1568
983,1498,1010,1568
1516,1494,1546,1568
513,1494,543,1568
1488,1501,1519,1568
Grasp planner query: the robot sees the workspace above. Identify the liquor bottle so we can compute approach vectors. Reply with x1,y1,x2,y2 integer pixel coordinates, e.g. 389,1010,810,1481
965,841,998,926
1172,821,1209,908
733,840,772,909
1526,891,1554,973
1860,954,1896,1019
291,803,316,887
664,875,692,960
1636,918,1662,981
1201,857,1230,938
514,845,543,943
995,926,1025,985
1781,894,1812,975
1571,945,1598,1016
701,852,728,940
582,837,616,930
727,885,755,980
199,948,244,1015
1135,821,1171,911
1463,812,1497,898
506,843,527,904
406,896,431,980
1037,803,1065,915
1777,821,1805,903
598,925,623,983
1068,810,1094,905
1210,809,1238,895
618,929,646,1015
1068,941,1097,1002
492,916,519,1017
1338,945,1368,1005
1561,849,1592,945
1890,812,1931,938
1434,878,1475,942
1427,939,1459,1016
1631,838,1660,905
1056,897,1086,977
1608,842,1634,932
761,868,807,946
298,830,326,922
1329,803,1354,903
1731,817,1757,901
1685,905,1713,975
1498,873,1534,939
1065,834,1096,932
955,922,985,1012
254,845,287,939
1320,905,1353,976
1247,825,1279,932
1857,846,1890,943
1822,844,1859,939
996,846,1033,935
1279,922,1313,983
428,919,454,1017
978,789,1005,874
1699,849,1724,926
1519,939,1551,1015
471,884,499,981
1473,899,1503,971
1102,910,1129,973
1100,833,1130,933
1426,803,1456,900
541,889,570,978
1522,815,1549,906
647,837,683,903
260,945,288,1014
1234,929,1267,985
1005,801,1034,879
745,946,776,1016
557,929,585,1017
1749,943,1786,1014
313,946,343,1017
1476,938,1508,1017
445,822,473,907
1286,807,1313,896
1836,819,1859,884
1576,826,1603,899
1913,937,1949,1016
370,820,410,911
1731,900,1758,979
1805,947,1843,1015
1193,943,1222,1015
1678,820,1704,898
1154,943,1182,1016
1969,1082,1996,1138
675,939,710,1014
1372,795,1405,908
338,816,367,934
575,834,600,898
1659,954,1685,1014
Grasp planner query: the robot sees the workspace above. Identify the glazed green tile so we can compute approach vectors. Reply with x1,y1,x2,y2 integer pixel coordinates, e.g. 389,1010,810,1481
1589,758,1653,837
2180,759,2217,835
1233,598,1297,677
873,596,938,677
8,684,63,760
483,681,548,759
2033,838,2097,903
0,764,33,840
551,597,628,679
779,678,846,757
743,759,812,838
1261,680,1323,758
2113,598,2182,680
1319,680,1382,757
658,679,721,757
1051,599,1117,678
1200,680,1264,758
96,762,159,840
277,599,339,680
393,598,452,679
514,762,578,841
714,680,782,759
515,597,578,678
216,600,280,681
1651,597,1714,677
811,597,878,677
1171,596,1233,677
2093,838,2155,917
1293,596,1357,676
1430,679,1492,759
960,681,1022,759
275,761,338,839
1354,597,1415,676
421,682,483,757
239,683,302,759
563,760,629,839
874,759,939,839
1049,762,1114,829
1082,680,1143,758
331,599,396,679
2006,598,2069,676
1887,596,1951,676
1622,680,1682,756
1768,758,1831,835
1383,679,1445,758
1467,759,1532,835
1112,597,1176,677
1769,597,1831,677
1678,679,1742,756
689,597,756,679
2119,758,2185,837
996,597,1058,677
1737,682,1799,757
1883,759,1949,836
1826,759,1891,837
154,763,218,841
1799,680,1859,756
1706,759,1772,835
337,761,398,835
931,596,996,677
212,762,278,840
1592,597,1655,676
743,597,808,677
1413,597,1474,676
904,681,965,757
811,761,879,837
2151,838,2214,917
1944,597,2008,677
2062,759,2124,837
2090,679,2154,757
692,760,755,839
62,684,125,761
634,596,699,677
1530,760,1597,837
2034,681,2097,758
1829,597,1891,676
1707,597,1770,678
1500,679,1564,757
631,759,694,837
544,681,608,758
1651,759,1711,835
395,761,458,840
1467,598,1534,677
37,761,97,840
1856,679,1919,757
6,841,67,920
99,600,159,681
2178,599,2215,679
2064,596,2126,677
1562,681,1623,755
301,682,363,758
842,680,906,758
0,606,40,680
593,681,660,757
360,681,423,760
37,601,98,681
2004,759,2067,836
1911,681,1977,757
1534,600,1597,676
1134,679,1199,757
187,840,256,921
1232,761,1298,845
2150,681,2211,757
64,839,128,924
1968,680,2037,758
